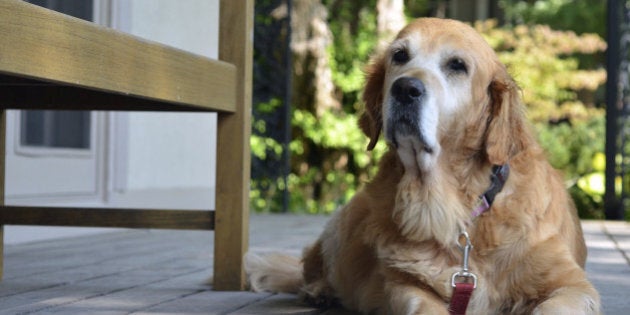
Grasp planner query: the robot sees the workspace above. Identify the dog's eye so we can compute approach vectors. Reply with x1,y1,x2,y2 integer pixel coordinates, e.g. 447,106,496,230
446,57,468,74
392,49,410,64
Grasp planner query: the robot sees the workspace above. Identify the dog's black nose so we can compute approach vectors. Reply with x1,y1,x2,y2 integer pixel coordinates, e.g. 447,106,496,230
391,77,426,104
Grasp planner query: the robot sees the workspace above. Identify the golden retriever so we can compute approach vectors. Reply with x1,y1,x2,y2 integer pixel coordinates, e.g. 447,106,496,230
246,18,600,315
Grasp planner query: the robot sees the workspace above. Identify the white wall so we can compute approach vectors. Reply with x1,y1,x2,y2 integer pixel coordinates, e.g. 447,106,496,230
111,0,219,207
121,0,219,58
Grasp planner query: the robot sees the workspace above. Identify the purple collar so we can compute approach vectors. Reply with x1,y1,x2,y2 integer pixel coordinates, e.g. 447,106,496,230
471,164,510,217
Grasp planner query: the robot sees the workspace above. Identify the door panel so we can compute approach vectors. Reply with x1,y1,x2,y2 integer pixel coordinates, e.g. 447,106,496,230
6,110,102,200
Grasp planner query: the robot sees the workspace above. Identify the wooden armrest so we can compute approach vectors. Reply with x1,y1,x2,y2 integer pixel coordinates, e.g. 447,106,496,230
0,0,236,112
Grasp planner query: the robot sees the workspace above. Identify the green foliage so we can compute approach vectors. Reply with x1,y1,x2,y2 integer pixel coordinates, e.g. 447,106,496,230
326,1,379,112
535,116,605,178
287,109,387,212
259,108,387,214
500,0,606,36
476,21,606,122
251,101,388,213
251,1,386,213
498,0,606,70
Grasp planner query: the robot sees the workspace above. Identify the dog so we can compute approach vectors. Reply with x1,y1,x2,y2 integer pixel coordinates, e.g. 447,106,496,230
246,18,601,315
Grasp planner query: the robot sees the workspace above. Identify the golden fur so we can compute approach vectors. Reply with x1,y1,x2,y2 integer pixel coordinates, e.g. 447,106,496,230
246,18,600,314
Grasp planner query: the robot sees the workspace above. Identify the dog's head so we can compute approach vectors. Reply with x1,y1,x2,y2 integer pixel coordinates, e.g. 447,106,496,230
360,18,529,175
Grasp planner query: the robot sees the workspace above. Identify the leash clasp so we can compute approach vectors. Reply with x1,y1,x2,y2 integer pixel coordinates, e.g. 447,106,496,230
451,231,477,288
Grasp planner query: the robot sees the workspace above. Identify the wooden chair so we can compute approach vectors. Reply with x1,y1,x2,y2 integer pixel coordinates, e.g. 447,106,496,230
0,0,252,290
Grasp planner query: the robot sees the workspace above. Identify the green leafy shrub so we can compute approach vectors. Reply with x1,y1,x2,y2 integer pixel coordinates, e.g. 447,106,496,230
251,3,385,213
500,0,605,37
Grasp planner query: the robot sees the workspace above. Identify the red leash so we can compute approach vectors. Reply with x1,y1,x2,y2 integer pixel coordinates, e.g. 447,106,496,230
449,282,475,315
449,232,477,315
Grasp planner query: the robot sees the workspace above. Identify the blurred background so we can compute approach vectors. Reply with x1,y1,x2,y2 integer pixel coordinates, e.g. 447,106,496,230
250,0,618,218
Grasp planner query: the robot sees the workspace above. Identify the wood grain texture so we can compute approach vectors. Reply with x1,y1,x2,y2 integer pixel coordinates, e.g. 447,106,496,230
0,206,214,230
0,0,236,112
214,0,254,291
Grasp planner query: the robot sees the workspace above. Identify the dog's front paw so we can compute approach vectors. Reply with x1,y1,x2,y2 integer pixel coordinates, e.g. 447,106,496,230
533,288,601,315
300,279,339,308
386,283,449,315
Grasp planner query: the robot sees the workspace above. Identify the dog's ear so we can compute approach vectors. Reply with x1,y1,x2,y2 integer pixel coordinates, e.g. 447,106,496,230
485,70,531,165
359,56,386,151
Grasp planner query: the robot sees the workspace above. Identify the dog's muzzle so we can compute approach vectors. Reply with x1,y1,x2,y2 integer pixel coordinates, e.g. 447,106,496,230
386,77,433,153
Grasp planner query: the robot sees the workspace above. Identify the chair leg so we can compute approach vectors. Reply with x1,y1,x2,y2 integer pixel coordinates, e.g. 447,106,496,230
214,108,252,291
213,0,253,291
1,109,6,280
0,227,4,280
214,112,251,291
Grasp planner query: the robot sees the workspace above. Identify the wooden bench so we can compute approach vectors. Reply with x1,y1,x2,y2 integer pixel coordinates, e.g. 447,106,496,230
0,0,252,290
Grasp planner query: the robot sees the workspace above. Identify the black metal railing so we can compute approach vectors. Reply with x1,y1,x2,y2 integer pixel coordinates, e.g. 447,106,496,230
605,0,630,220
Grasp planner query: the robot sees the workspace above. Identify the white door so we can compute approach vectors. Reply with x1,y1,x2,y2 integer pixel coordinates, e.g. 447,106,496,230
5,111,104,204
5,0,105,205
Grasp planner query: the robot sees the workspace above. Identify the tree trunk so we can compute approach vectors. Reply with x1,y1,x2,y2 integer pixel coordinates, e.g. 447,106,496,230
377,0,406,40
291,0,339,116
